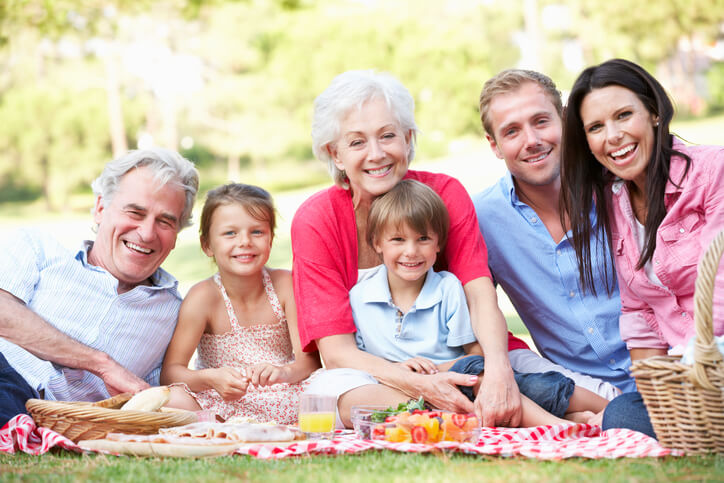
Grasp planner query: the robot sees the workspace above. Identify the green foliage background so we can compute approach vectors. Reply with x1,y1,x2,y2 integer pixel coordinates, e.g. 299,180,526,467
1,0,722,212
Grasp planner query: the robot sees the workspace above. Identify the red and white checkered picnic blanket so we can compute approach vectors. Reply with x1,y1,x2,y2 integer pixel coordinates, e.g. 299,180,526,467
0,414,676,459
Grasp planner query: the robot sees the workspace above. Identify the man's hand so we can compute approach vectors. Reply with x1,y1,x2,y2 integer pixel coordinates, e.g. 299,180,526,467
95,356,150,396
398,357,438,374
474,365,522,427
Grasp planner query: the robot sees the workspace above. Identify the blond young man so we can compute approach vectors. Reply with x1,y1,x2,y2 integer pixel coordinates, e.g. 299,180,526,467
472,70,634,399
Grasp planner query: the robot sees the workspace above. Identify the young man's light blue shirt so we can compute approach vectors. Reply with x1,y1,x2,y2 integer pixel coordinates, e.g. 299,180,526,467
350,266,476,365
0,228,183,402
473,172,635,392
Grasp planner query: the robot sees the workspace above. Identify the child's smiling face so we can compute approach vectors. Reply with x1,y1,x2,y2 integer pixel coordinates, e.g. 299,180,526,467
374,222,440,287
202,202,273,277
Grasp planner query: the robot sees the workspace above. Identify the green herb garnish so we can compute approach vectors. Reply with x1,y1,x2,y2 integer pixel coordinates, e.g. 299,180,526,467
369,397,425,423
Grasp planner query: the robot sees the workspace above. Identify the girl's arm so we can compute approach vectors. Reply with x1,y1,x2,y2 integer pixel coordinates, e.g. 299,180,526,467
248,270,322,386
160,281,248,400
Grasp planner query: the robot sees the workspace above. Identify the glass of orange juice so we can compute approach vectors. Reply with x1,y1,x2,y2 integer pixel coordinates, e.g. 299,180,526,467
298,393,336,439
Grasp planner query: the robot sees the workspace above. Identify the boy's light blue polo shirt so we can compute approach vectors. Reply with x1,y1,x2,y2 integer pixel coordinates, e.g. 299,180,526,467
473,172,635,392
350,266,476,365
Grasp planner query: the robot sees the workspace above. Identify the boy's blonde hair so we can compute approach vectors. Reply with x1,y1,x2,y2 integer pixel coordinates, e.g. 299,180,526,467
367,179,449,250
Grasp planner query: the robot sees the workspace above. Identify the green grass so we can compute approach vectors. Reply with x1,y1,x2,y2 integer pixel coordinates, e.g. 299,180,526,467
1,450,721,482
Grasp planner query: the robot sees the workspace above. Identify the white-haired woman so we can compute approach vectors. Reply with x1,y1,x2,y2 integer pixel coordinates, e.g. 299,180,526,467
291,70,525,428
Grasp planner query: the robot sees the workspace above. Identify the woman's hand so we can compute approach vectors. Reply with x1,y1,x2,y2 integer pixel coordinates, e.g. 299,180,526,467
416,372,477,414
398,357,439,374
247,363,289,387
208,367,249,401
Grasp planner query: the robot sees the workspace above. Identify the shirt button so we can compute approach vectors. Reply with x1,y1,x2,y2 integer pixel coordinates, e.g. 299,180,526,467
530,217,538,223
655,259,660,265
557,249,562,256
610,359,616,364
681,312,687,317
679,228,685,233
588,327,594,334
569,291,575,298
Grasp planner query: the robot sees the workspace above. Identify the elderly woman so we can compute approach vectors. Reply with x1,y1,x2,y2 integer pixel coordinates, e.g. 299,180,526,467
291,70,526,428
560,58,724,437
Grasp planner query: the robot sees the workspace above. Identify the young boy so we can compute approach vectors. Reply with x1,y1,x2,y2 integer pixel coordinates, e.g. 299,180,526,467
350,179,606,426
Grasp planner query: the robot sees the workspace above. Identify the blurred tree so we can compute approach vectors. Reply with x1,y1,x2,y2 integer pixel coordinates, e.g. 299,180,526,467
0,1,155,209
571,0,724,113
0,85,111,211
1,0,721,207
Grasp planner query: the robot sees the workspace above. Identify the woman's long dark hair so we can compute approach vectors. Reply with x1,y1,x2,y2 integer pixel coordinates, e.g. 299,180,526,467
560,58,691,295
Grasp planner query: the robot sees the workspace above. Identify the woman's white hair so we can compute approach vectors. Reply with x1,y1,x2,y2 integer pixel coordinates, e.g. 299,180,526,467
91,147,200,230
311,70,419,188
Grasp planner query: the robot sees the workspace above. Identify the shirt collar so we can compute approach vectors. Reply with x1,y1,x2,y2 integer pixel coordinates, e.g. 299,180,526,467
361,265,443,310
500,171,519,204
75,240,178,291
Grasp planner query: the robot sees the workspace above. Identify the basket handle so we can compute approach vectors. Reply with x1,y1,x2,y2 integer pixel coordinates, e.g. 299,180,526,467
691,229,724,389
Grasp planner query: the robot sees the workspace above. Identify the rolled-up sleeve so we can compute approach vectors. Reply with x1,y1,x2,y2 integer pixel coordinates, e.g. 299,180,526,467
291,189,358,352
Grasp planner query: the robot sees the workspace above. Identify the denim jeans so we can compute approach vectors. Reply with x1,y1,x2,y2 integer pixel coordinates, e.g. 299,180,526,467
449,355,575,418
601,391,656,438
0,352,35,427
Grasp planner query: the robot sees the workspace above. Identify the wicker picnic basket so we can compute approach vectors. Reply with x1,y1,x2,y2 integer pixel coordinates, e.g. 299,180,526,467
630,230,724,455
25,392,197,443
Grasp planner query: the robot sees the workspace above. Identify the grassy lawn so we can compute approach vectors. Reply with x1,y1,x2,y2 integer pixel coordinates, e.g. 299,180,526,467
1,450,722,482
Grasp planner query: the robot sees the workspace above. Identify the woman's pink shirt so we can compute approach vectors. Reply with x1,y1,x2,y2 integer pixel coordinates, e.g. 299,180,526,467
608,139,724,350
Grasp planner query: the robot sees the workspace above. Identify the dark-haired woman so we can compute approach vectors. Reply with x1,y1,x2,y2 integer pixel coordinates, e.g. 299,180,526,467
560,58,724,437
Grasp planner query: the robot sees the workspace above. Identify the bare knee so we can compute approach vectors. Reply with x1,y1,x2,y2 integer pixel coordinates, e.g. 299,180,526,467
166,385,202,412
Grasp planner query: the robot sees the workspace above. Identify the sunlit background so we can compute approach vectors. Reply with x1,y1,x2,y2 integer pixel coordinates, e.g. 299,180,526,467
2,0,723,313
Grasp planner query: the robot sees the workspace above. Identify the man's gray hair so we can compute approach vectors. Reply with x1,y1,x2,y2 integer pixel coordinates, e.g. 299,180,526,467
312,70,419,188
91,148,200,230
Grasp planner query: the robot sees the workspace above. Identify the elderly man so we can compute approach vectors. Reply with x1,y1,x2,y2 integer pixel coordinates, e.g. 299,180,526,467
0,148,199,426
472,70,635,399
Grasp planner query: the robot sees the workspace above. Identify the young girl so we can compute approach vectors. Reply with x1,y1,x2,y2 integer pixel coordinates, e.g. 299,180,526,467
349,179,608,426
161,183,321,424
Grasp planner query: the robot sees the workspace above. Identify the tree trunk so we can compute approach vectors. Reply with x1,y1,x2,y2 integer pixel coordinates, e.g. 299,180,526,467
105,53,128,158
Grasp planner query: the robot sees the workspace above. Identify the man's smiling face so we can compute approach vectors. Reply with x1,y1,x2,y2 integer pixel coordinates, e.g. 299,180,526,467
89,166,186,293
486,81,563,191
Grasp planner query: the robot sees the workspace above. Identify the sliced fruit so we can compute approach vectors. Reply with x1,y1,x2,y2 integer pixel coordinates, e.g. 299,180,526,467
425,415,441,442
372,424,386,439
463,416,479,432
385,425,410,443
451,413,468,428
410,425,428,444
